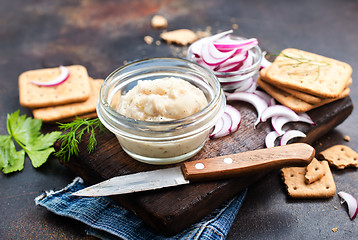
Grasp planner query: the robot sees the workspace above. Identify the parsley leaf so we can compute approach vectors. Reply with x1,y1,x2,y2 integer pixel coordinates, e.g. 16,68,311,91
0,110,62,174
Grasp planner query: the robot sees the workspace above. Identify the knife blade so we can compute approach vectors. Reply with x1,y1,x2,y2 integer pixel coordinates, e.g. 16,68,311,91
73,143,315,197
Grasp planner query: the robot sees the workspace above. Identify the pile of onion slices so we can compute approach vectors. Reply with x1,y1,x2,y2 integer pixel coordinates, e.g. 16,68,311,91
188,30,258,74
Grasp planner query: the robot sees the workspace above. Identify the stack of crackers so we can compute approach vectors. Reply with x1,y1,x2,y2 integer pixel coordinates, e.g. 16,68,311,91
282,145,358,198
258,48,353,112
18,65,103,123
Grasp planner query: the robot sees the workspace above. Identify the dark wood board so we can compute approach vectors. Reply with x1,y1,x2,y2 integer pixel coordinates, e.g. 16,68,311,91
59,96,353,236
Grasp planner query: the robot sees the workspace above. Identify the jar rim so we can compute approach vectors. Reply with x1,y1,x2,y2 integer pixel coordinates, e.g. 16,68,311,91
97,57,225,138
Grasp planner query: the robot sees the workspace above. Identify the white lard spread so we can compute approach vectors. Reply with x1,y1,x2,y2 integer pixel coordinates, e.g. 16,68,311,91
117,77,208,121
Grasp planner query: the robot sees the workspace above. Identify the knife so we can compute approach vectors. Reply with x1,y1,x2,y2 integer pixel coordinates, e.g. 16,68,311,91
73,143,315,197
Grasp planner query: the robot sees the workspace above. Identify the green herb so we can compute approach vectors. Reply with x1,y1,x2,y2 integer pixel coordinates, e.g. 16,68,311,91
55,117,105,162
0,110,61,174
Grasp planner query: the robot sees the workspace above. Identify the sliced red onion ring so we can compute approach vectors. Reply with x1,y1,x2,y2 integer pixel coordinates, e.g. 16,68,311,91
190,30,234,56
265,131,280,148
238,50,254,70
225,105,241,132
210,112,232,139
280,130,306,146
210,116,224,138
214,38,258,53
227,92,268,127
215,52,248,72
338,191,358,220
272,114,315,136
31,65,70,87
209,30,234,42
201,41,237,66
261,105,300,122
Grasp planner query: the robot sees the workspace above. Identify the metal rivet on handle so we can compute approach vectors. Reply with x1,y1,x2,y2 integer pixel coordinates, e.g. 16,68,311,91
224,157,233,164
195,163,205,169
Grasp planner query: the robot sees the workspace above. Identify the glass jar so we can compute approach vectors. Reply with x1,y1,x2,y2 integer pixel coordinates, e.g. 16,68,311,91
97,58,225,165
186,35,263,91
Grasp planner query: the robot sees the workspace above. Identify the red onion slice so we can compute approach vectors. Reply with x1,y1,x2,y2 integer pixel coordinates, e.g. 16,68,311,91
31,65,70,87
280,130,306,146
253,90,272,105
227,92,268,127
201,41,237,66
209,30,234,42
265,131,280,148
271,116,289,136
210,116,224,138
238,50,254,70
214,38,258,53
210,112,232,139
225,105,241,132
261,105,300,122
215,52,248,72
190,30,234,56
338,191,358,220
272,114,315,136
297,112,315,125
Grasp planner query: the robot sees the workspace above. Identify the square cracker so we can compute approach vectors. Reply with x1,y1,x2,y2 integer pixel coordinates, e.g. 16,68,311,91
257,77,350,112
265,48,352,98
19,65,91,108
318,145,358,169
32,79,103,122
282,160,336,198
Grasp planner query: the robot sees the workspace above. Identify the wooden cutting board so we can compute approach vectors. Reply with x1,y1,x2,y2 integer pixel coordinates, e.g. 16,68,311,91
59,97,353,236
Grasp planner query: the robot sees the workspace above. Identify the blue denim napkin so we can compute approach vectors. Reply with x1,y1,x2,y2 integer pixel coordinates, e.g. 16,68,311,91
35,177,247,240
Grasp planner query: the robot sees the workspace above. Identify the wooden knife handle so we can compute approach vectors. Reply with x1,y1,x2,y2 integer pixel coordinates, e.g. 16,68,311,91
181,143,315,181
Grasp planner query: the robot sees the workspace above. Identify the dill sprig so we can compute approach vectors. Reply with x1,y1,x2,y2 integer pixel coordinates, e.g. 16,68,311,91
55,117,105,162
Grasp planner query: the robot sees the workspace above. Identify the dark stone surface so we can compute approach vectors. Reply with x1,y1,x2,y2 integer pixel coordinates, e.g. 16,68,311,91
1,0,357,239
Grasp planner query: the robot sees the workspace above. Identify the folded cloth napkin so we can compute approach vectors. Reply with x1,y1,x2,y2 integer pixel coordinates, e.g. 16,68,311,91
35,177,247,240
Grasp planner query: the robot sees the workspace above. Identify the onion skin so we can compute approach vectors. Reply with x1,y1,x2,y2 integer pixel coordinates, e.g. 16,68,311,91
338,191,358,220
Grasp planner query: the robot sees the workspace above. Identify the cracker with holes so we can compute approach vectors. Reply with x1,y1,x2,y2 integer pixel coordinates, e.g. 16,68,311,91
305,158,324,184
257,77,350,112
19,65,91,108
318,145,358,169
281,160,336,198
32,78,103,122
265,48,352,98
260,68,352,104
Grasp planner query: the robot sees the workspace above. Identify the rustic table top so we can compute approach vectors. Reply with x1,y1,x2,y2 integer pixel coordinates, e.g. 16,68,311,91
1,0,357,239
